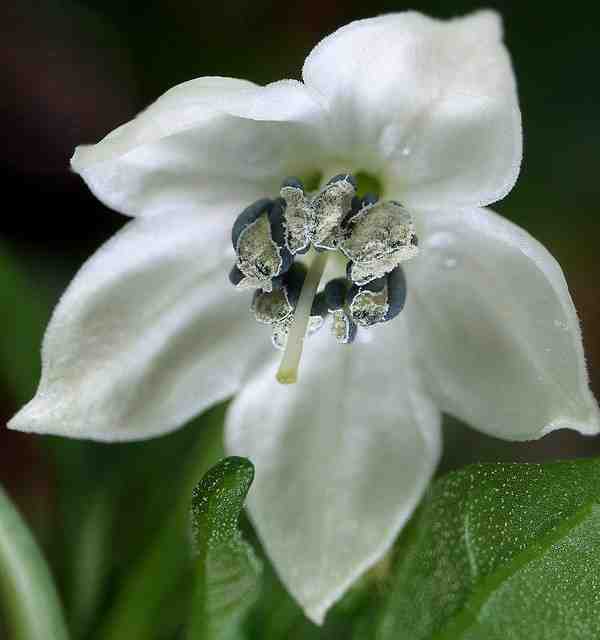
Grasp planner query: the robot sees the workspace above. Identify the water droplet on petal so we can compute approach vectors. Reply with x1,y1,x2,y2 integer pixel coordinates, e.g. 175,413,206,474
553,319,568,330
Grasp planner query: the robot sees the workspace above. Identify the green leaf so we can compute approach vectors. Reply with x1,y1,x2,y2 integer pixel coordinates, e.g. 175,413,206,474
188,457,262,640
373,459,600,640
0,485,70,640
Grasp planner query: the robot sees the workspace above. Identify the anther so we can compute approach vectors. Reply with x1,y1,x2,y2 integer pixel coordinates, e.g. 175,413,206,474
231,198,292,292
281,262,308,307
311,174,356,250
280,178,312,255
228,265,244,287
251,288,294,326
311,291,329,322
324,277,350,310
360,192,379,207
327,173,357,189
347,277,389,327
383,266,407,321
331,309,357,344
347,266,407,327
340,200,418,286
322,277,357,344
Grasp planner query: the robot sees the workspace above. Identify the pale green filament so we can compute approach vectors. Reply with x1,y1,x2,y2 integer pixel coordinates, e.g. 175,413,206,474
276,251,329,384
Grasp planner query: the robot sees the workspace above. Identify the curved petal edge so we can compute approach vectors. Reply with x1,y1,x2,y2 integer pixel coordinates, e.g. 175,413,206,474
406,207,599,441
9,204,273,441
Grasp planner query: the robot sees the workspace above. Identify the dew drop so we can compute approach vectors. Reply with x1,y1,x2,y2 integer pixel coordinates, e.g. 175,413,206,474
553,319,568,330
444,257,458,269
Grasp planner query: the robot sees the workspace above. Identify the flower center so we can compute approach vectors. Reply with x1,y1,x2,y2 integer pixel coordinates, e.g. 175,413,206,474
228,172,419,384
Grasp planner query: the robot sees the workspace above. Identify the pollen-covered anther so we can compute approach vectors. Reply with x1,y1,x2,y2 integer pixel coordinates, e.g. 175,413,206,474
331,309,357,344
280,178,312,255
324,277,357,344
231,198,292,292
311,174,357,250
341,200,418,286
251,288,294,326
347,266,407,327
348,279,389,327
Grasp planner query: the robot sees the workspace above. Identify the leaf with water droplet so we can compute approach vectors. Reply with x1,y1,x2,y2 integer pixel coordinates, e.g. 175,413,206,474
188,457,262,640
364,459,600,640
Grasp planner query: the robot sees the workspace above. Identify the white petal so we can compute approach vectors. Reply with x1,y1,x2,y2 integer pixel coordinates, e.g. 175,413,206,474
225,323,441,624
303,11,521,208
71,77,324,218
406,207,599,440
9,203,275,441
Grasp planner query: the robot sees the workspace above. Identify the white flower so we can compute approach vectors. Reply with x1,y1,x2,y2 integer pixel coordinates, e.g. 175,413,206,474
9,10,599,624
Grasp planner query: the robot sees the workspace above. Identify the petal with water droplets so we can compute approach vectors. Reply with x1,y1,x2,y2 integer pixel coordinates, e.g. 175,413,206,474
406,207,599,440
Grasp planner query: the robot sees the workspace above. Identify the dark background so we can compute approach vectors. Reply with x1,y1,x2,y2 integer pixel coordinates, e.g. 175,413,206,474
1,0,599,632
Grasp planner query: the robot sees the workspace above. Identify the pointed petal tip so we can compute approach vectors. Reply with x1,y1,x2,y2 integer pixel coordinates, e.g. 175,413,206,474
303,9,521,211
292,468,437,626
226,326,442,627
304,605,326,627
299,563,368,625
70,144,95,175
461,8,503,40
70,146,83,171
7,409,28,433
540,405,600,439
6,400,55,438
7,398,67,438
6,398,188,443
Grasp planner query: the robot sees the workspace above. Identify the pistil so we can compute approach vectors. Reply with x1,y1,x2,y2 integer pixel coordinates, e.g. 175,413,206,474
276,251,329,384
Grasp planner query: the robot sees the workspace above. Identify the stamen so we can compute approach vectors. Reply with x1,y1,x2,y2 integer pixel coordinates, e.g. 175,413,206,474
276,251,329,384
341,200,418,285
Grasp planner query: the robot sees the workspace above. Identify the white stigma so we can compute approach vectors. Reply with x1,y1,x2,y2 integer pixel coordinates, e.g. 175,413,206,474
276,251,329,384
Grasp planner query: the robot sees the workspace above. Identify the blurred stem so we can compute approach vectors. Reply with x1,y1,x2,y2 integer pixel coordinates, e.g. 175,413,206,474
97,416,225,640
0,486,70,640
68,490,113,638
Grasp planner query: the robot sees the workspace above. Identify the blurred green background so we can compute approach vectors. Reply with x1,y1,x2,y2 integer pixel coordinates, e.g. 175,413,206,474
1,0,599,637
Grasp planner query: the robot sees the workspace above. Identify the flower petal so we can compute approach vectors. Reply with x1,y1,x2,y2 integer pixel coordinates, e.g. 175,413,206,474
303,11,521,208
406,207,599,440
71,77,324,218
225,323,441,624
9,203,275,441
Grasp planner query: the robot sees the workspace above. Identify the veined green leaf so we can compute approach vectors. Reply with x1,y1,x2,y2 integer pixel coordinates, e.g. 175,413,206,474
0,486,70,640
373,459,600,640
188,457,262,640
